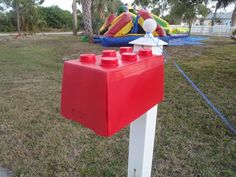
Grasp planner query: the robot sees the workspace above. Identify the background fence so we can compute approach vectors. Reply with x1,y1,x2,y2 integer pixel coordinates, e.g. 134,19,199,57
170,25,236,37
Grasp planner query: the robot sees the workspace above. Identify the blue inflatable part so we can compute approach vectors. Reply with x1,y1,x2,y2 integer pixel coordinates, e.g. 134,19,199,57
101,36,171,47
101,36,141,47
131,15,140,34
169,36,208,46
98,35,207,47
93,38,101,43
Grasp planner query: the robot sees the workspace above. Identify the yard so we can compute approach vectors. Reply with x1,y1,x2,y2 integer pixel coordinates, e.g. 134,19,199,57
0,35,235,177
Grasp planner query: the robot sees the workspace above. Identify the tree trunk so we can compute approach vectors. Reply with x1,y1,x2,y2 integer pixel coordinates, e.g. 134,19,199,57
72,0,78,36
188,19,192,36
97,1,105,20
211,1,222,27
211,7,218,26
81,0,93,42
16,5,21,35
231,4,236,27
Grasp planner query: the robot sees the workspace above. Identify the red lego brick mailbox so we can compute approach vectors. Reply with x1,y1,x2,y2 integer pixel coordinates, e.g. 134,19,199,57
61,47,164,136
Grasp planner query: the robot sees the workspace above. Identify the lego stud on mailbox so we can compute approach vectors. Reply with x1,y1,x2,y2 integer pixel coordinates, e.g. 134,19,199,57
121,52,137,62
119,47,133,54
138,49,152,57
80,54,96,63
100,57,118,67
102,50,117,57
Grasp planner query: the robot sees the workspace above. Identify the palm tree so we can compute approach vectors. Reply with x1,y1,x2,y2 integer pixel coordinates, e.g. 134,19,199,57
211,0,236,26
80,0,93,42
90,0,122,34
72,0,77,35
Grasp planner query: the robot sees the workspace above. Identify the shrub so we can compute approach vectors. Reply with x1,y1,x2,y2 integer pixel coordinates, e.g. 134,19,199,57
231,29,236,42
37,6,73,31
232,29,236,36
0,12,15,32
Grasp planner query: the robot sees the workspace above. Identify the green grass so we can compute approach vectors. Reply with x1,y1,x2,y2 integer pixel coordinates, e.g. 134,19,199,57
0,35,235,177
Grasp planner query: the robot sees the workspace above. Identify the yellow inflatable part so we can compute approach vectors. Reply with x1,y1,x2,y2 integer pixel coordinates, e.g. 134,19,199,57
138,16,144,26
170,27,189,34
99,14,124,34
110,15,123,29
99,23,106,33
153,31,158,36
110,12,135,28
100,12,136,34
114,21,133,37
130,12,136,19
107,12,135,37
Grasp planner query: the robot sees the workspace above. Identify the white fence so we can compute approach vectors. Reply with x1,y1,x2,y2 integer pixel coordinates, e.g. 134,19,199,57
170,25,236,37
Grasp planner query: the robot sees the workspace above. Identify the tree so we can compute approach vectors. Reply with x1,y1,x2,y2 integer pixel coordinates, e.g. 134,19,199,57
0,11,15,32
231,28,236,40
198,3,211,25
0,5,73,32
133,0,170,16
80,0,93,41
0,0,44,34
106,0,123,16
133,0,152,7
91,0,122,34
151,0,169,17
91,0,106,35
37,6,72,30
169,0,209,34
72,0,77,35
211,0,236,26
231,2,236,26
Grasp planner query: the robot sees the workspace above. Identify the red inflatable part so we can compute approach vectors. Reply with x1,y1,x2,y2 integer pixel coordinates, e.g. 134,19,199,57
156,25,166,37
138,9,152,20
107,14,116,25
104,12,132,37
138,9,166,37
61,48,164,137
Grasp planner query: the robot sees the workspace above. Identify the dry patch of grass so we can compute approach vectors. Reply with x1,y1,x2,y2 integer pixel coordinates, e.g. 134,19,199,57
0,35,235,177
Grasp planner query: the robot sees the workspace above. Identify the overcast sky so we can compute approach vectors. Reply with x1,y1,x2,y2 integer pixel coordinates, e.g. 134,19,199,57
42,0,134,12
42,0,235,13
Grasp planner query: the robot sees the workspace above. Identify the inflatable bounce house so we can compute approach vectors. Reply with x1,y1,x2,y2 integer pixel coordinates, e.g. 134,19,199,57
95,5,189,47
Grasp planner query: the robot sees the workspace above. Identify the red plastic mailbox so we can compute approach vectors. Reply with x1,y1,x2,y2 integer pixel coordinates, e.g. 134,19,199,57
61,48,164,136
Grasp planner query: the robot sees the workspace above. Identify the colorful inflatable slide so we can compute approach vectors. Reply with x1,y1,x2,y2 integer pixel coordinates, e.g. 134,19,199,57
96,5,189,47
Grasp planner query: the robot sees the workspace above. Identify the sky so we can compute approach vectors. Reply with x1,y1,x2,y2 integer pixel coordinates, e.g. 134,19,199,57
42,0,134,12
42,0,235,13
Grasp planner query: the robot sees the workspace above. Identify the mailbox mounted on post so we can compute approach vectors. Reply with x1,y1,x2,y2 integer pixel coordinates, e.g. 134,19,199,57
61,47,164,137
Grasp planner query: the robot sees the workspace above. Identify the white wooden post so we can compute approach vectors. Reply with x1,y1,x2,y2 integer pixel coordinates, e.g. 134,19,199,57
128,105,158,177
128,19,167,177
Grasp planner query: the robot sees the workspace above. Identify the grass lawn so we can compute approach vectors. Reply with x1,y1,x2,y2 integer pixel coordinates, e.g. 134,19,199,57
0,35,235,177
